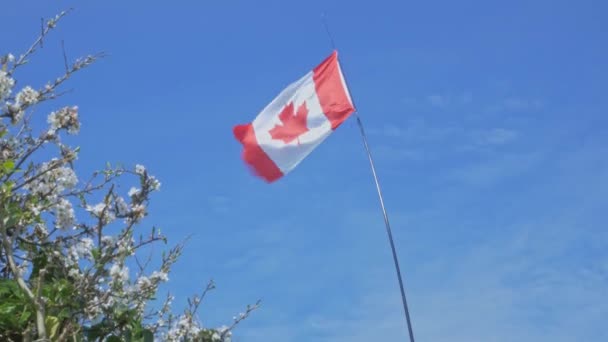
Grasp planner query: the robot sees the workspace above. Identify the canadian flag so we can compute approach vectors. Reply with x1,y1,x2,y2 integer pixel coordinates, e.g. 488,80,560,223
233,50,356,182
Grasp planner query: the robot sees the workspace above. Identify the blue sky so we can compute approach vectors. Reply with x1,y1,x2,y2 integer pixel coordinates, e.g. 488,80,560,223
3,0,608,340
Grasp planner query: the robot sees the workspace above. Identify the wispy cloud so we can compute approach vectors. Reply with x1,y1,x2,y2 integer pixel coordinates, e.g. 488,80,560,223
471,128,519,146
370,91,536,163
427,94,447,107
425,93,473,108
402,92,473,108
446,151,541,186
485,97,544,114
206,195,231,214
369,118,519,163
502,97,543,111
238,204,608,341
403,91,542,115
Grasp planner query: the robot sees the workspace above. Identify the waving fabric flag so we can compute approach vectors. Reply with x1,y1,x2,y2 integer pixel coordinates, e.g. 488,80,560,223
233,50,356,182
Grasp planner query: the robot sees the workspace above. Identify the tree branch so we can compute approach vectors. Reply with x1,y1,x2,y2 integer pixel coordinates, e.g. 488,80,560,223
10,9,73,75
221,300,262,340
0,223,47,340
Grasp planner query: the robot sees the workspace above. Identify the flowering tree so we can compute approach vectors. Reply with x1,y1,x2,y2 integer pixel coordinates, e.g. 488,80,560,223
0,10,258,341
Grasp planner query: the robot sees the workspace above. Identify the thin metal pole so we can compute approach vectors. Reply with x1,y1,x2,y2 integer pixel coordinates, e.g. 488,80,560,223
354,114,416,342
321,13,415,341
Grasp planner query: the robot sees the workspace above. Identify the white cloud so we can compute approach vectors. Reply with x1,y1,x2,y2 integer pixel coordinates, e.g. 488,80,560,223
427,94,447,107
473,128,519,146
206,195,231,214
241,210,608,342
368,121,518,164
424,93,473,108
485,97,544,114
503,98,543,111
370,119,458,143
447,151,541,186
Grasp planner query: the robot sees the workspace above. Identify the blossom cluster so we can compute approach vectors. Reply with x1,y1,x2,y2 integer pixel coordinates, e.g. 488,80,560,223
0,71,15,102
48,105,80,134
23,160,78,229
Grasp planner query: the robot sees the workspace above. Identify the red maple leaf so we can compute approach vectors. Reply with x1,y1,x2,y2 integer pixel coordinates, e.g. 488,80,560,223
269,102,309,144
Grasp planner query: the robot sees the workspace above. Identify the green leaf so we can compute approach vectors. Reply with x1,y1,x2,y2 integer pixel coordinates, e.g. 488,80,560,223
31,252,48,279
106,336,122,342
1,160,15,173
0,303,18,314
0,281,32,333
18,310,32,325
45,315,61,339
142,329,154,342
91,248,101,262
85,322,106,340
0,279,20,295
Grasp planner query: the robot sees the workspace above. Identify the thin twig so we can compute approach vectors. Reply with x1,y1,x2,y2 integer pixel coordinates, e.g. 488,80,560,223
134,250,153,275
192,279,216,316
11,9,73,74
39,18,44,49
221,300,262,339
61,40,69,73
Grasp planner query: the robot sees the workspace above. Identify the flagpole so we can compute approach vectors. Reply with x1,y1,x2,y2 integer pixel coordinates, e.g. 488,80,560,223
354,114,416,342
321,13,416,342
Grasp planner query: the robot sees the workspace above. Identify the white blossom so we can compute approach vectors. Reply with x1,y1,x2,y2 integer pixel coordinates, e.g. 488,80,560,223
53,197,75,230
27,201,43,216
213,326,232,342
109,263,130,283
57,168,78,188
34,223,48,236
15,85,39,106
136,275,151,290
10,108,24,124
165,314,202,341
16,260,29,278
72,237,94,260
68,268,81,279
150,270,169,282
149,176,161,190
116,235,134,256
128,187,140,198
85,296,103,320
115,196,129,216
47,106,80,134
101,295,116,310
86,202,116,224
101,235,115,246
0,70,15,101
86,202,107,216
135,164,146,175
130,203,146,222
7,53,15,63
24,162,78,197
64,237,92,268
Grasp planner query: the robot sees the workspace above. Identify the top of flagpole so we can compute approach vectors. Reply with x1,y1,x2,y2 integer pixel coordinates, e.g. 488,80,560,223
320,13,358,112
321,12,337,51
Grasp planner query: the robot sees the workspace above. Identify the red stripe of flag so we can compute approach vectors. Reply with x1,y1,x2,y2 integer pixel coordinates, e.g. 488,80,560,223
313,51,355,130
233,123,283,182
